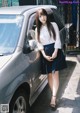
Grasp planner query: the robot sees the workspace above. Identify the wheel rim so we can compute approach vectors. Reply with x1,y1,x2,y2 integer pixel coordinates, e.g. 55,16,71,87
13,96,26,113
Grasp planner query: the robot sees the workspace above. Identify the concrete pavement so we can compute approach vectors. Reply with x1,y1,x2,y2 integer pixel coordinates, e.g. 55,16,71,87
57,56,80,113
77,55,80,62
28,56,80,113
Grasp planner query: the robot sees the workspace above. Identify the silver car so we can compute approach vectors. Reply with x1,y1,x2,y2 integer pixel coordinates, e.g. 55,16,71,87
0,5,66,113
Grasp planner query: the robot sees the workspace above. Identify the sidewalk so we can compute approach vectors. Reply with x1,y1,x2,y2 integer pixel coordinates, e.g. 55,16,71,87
56,56,80,113
77,55,80,62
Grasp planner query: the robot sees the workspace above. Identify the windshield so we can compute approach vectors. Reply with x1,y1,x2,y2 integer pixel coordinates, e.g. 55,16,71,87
0,15,23,56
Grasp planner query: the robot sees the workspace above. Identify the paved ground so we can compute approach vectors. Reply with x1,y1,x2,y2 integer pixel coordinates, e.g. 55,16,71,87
28,56,80,113
77,55,80,62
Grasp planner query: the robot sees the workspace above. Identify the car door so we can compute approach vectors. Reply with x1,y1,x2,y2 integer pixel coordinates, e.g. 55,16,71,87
26,13,47,95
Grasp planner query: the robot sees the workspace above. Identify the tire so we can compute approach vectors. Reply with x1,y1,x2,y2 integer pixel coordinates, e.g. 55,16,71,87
9,89,30,113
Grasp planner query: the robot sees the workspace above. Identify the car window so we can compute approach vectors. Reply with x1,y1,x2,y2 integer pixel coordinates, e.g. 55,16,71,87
0,15,23,55
23,13,36,52
27,14,36,40
23,14,37,53
28,14,36,30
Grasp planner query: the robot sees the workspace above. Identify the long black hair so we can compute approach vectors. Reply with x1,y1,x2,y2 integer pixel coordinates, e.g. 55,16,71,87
36,8,56,42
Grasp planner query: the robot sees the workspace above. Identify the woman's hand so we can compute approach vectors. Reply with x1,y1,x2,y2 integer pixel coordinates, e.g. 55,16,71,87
41,49,52,61
44,55,53,61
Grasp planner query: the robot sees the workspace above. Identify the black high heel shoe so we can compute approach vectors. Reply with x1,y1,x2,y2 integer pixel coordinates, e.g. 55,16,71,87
50,103,57,110
50,96,58,110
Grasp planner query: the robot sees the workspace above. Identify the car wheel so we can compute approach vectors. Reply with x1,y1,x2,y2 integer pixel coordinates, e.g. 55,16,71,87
9,89,30,113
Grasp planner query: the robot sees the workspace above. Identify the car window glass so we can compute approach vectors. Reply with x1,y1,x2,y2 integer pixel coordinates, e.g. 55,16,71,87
0,15,23,55
27,14,36,40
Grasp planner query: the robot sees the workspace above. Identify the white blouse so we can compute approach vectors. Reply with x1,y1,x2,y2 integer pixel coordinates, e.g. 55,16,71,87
35,22,61,50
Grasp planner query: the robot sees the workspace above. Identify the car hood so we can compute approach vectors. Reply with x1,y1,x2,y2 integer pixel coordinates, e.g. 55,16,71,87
0,55,12,69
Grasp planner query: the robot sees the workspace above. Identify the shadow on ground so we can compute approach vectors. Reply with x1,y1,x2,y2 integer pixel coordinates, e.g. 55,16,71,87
58,60,77,98
28,60,77,113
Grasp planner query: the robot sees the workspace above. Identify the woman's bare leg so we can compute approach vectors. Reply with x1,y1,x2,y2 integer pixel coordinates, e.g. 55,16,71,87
51,71,59,105
48,71,59,105
48,73,53,92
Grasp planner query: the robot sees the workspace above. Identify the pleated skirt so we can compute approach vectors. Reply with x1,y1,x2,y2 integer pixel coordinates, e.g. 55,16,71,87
41,43,67,74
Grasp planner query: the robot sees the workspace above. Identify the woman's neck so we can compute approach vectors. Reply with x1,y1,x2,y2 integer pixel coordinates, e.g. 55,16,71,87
42,23,47,26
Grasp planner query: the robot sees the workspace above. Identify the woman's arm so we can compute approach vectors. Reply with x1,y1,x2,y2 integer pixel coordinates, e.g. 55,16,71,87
51,48,58,59
51,23,61,59
54,22,61,49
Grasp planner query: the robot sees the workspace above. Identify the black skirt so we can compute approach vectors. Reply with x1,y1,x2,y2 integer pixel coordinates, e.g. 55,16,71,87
41,43,67,74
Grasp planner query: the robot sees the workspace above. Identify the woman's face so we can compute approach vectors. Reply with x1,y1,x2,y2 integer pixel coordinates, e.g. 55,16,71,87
38,10,47,25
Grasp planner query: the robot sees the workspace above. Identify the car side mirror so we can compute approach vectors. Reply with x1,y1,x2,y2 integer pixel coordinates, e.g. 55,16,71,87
23,38,37,54
29,39,37,50
23,30,37,54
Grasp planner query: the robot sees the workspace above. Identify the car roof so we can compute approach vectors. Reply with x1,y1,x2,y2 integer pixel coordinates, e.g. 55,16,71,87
0,5,57,15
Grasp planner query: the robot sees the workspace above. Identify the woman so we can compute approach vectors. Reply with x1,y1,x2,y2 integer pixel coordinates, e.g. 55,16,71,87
35,8,67,110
